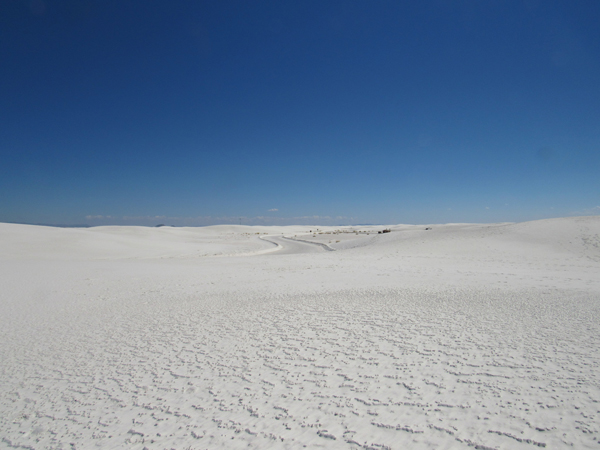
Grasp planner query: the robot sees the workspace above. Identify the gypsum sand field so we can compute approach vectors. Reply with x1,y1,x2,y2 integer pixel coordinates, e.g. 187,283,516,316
0,216,599,449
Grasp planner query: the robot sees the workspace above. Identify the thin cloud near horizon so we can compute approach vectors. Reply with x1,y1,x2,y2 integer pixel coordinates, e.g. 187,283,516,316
81,214,357,227
78,205,600,227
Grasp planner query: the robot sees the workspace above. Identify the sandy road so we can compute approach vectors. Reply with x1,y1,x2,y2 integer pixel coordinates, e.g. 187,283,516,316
260,235,331,254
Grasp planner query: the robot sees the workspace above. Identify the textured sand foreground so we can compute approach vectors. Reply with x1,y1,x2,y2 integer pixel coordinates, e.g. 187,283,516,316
1,217,599,449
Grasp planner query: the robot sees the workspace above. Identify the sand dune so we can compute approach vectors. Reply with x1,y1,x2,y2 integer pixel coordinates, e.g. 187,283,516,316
1,217,599,449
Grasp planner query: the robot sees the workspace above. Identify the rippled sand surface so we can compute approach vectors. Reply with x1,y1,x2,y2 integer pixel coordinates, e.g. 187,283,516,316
1,217,599,449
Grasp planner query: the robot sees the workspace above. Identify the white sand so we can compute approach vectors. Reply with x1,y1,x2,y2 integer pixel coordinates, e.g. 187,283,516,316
1,217,599,449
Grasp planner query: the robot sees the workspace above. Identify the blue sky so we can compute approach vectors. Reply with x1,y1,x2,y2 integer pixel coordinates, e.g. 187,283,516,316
1,0,599,226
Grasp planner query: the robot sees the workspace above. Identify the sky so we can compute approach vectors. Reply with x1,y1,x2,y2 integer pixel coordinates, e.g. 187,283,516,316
1,0,599,226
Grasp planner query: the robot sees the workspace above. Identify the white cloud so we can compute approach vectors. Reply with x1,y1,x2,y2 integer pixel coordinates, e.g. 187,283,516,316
83,214,356,226
298,215,331,220
268,208,278,212
574,206,600,216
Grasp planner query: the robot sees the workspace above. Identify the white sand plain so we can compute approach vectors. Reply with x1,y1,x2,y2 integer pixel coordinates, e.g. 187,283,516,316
1,216,599,449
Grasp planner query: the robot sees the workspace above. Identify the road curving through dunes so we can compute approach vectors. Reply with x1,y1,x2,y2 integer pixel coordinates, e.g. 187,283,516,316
259,235,333,255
